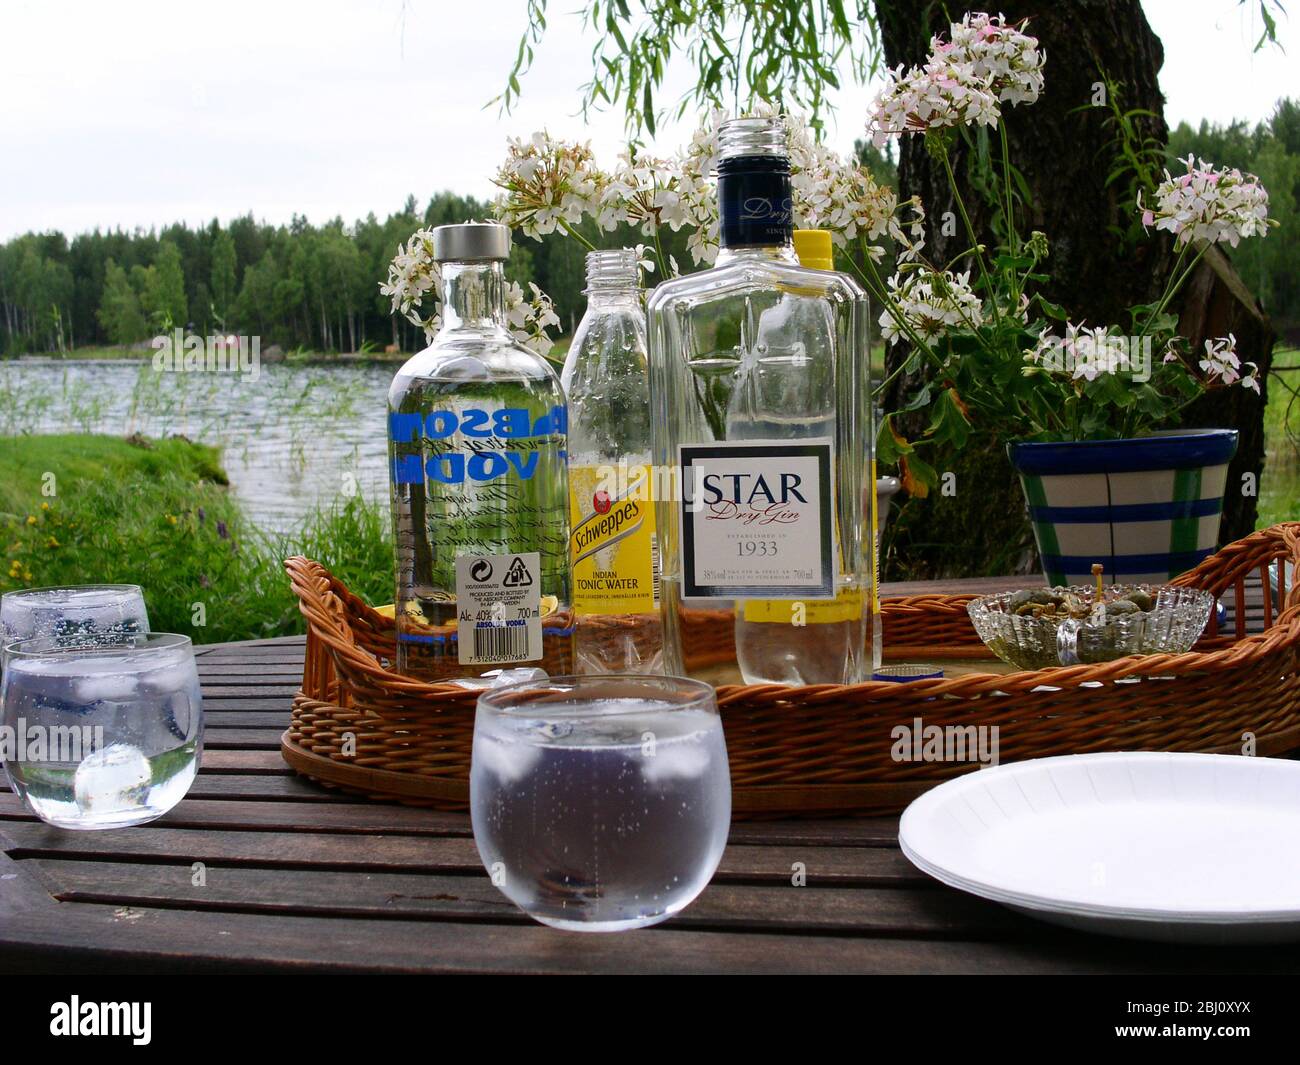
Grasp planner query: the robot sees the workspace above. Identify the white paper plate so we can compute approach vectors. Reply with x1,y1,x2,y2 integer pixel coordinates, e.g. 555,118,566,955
899,751,1300,944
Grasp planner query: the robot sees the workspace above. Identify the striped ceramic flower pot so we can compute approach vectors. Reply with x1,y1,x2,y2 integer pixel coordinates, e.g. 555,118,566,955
1008,430,1239,586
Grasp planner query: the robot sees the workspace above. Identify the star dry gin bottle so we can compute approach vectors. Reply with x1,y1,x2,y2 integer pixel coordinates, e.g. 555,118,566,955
387,223,573,680
647,116,877,685
561,248,662,673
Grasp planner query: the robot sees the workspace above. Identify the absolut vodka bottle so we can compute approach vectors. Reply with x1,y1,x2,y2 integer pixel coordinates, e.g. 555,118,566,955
647,116,877,685
561,248,662,674
388,223,573,680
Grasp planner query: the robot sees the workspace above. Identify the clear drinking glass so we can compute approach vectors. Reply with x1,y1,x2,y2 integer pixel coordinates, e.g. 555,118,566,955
1,584,150,645
1,633,203,829
471,674,731,931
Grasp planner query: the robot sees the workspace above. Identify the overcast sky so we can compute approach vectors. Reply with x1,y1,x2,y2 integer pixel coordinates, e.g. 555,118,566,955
0,0,1295,240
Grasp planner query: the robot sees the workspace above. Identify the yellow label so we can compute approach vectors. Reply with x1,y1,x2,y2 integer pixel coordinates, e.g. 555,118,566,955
741,586,864,625
870,457,881,614
570,463,658,615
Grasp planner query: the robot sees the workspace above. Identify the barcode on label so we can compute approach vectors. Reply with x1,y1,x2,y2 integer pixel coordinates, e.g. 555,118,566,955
472,623,529,663
650,532,662,606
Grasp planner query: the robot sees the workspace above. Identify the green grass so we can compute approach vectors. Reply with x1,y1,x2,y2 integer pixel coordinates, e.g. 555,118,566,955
0,434,391,643
1259,347,1300,528
0,434,227,513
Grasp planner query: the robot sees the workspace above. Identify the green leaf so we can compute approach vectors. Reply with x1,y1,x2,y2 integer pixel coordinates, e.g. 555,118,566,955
901,383,933,412
900,451,938,496
1036,297,1070,321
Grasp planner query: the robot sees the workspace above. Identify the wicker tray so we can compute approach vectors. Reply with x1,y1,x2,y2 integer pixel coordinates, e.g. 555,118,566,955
281,523,1300,818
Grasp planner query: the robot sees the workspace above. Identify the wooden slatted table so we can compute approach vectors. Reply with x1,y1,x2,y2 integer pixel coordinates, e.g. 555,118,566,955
1,580,1294,974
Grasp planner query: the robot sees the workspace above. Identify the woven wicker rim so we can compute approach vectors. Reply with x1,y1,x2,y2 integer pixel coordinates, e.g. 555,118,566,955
284,522,1300,708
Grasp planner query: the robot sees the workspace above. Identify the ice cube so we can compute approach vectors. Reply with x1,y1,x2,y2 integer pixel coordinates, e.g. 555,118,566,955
473,730,542,783
73,742,152,811
640,737,711,782
72,671,140,704
138,658,199,693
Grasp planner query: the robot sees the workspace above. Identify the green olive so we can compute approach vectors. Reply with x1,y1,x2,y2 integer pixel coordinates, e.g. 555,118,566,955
1128,590,1155,612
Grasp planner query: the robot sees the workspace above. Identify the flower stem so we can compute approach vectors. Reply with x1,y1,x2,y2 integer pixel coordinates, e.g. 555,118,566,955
1138,241,1207,341
651,223,670,279
558,217,598,252
939,147,1001,327
998,123,1022,306
851,244,948,382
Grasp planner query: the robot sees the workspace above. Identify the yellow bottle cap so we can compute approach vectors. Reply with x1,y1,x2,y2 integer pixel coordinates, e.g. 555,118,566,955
793,229,834,270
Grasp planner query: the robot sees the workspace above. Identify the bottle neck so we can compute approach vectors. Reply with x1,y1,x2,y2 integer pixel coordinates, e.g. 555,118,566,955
439,261,508,332
585,284,642,310
717,156,795,256
584,249,641,308
715,244,798,267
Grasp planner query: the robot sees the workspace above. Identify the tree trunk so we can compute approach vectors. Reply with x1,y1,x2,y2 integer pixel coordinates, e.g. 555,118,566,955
873,0,1271,579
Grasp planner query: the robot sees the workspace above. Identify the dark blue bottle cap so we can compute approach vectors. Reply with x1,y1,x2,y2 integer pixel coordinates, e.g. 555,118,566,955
873,664,944,682
717,155,794,249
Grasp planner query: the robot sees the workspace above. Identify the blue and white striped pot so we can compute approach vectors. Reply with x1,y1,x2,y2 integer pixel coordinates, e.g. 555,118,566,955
1008,430,1239,586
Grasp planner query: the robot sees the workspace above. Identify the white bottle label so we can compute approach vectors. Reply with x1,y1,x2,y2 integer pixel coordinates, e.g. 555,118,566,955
455,552,543,665
679,439,836,598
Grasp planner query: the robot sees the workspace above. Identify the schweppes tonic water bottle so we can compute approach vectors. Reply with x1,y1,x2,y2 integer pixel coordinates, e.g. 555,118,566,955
561,249,663,673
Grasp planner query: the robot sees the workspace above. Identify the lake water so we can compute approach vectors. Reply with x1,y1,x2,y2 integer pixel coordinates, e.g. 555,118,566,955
0,359,395,534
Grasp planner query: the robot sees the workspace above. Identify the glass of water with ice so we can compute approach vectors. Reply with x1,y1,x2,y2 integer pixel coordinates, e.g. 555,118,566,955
1,585,150,646
1,633,202,830
471,674,731,931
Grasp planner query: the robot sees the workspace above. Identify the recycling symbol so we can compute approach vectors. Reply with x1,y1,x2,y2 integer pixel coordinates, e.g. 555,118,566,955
502,556,533,588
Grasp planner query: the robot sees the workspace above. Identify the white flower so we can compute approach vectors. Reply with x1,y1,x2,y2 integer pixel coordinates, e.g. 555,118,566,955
1140,157,1274,247
632,243,657,274
790,130,899,259
380,227,559,356
597,149,690,235
1027,322,1128,381
867,14,1042,145
380,228,441,335
880,268,984,344
506,281,561,356
867,58,1001,145
940,12,1044,106
1189,335,1260,393
493,132,606,239
1199,334,1241,384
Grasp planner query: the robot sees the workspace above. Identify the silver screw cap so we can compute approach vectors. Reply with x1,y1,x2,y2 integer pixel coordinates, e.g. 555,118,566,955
431,223,512,263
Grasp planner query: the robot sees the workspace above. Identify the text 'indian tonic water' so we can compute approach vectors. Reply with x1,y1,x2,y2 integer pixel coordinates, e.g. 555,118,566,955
647,117,879,685
560,249,662,674
387,223,573,681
